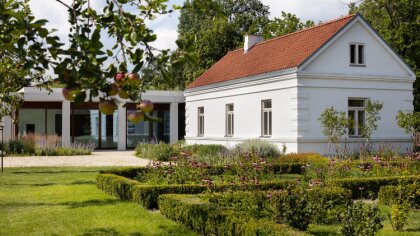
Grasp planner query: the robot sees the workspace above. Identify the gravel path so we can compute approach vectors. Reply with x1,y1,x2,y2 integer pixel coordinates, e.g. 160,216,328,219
1,151,151,167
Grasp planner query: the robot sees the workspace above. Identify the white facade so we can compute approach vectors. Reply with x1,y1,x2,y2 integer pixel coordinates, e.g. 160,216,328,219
185,16,416,154
3,88,185,150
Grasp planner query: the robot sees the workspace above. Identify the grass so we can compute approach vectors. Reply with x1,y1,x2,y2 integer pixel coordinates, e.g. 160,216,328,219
0,167,196,236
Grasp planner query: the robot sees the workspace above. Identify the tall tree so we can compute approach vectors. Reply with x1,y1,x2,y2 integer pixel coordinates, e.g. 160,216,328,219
349,0,419,110
263,11,314,39
170,0,271,87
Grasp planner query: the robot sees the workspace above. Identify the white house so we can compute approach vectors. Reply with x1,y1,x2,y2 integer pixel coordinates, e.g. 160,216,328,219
2,88,185,150
184,14,416,154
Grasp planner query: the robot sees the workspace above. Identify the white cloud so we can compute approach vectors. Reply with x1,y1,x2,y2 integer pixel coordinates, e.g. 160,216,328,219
150,27,179,51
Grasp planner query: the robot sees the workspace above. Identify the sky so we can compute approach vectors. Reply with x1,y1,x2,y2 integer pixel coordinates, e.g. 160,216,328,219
28,0,351,51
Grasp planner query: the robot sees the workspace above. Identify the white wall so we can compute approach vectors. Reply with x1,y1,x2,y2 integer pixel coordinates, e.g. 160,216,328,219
296,77,413,153
302,21,413,79
185,73,300,152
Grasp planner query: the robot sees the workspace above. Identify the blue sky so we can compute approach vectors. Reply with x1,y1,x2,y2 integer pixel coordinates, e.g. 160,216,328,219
28,0,350,51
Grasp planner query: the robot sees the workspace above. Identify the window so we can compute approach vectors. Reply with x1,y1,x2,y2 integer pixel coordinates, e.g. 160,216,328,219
197,107,204,136
350,43,365,65
261,100,272,136
226,104,234,136
348,98,366,137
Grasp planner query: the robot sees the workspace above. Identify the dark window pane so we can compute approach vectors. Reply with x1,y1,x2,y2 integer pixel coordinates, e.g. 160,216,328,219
358,45,364,64
348,99,365,107
350,44,356,64
263,100,272,109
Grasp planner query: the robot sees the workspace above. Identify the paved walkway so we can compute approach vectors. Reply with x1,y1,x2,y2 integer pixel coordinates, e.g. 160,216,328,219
1,151,151,167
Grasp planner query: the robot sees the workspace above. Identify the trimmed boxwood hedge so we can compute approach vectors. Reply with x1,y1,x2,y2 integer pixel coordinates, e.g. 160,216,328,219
100,163,304,177
132,180,294,209
158,194,289,236
331,175,420,199
378,183,419,207
96,174,137,200
96,172,295,209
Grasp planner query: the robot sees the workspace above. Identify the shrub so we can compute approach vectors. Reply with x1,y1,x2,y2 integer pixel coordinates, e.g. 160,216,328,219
279,153,328,164
233,139,279,158
378,183,419,207
389,202,410,231
270,187,351,229
131,180,293,209
158,194,290,236
208,187,351,229
331,175,419,199
8,140,25,154
340,202,383,236
96,174,137,200
178,144,231,165
135,142,178,161
6,134,94,156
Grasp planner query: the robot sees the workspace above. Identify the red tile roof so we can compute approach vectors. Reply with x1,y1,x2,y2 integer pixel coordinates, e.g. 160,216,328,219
188,14,356,89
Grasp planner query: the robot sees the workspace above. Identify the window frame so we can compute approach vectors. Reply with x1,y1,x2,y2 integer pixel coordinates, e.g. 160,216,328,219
197,107,204,137
348,98,367,138
349,43,366,66
261,100,272,137
225,104,234,137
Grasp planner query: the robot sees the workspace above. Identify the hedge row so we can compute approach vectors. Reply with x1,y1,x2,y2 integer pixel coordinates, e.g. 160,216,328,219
331,175,420,199
378,183,419,207
158,194,289,236
96,174,137,200
99,162,304,178
208,187,351,227
96,172,294,209
134,180,296,209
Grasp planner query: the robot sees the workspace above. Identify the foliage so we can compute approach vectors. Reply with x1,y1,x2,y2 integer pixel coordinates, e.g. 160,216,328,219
233,139,279,158
360,100,383,139
96,174,137,200
97,169,294,209
176,143,231,165
331,175,419,199
167,0,270,87
134,142,178,161
158,194,290,236
263,11,314,39
278,152,327,164
5,134,94,156
340,202,383,236
360,100,383,152
0,0,56,119
318,107,352,158
349,0,419,110
389,202,410,231
378,183,419,208
396,111,420,146
0,0,194,119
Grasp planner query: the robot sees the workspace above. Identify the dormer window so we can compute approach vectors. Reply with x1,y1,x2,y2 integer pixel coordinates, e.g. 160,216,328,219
350,43,365,66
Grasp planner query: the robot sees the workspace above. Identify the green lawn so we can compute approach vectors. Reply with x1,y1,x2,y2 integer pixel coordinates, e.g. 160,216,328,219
0,167,196,236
